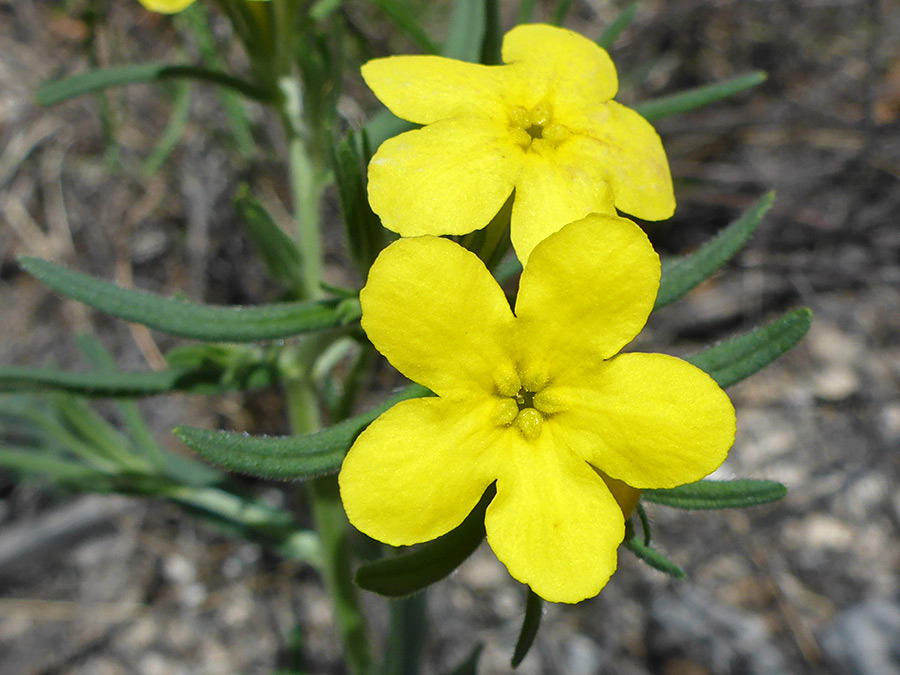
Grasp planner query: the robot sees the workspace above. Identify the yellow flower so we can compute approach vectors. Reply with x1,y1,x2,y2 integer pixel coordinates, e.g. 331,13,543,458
363,24,675,262
339,215,735,603
137,0,196,13
137,0,269,14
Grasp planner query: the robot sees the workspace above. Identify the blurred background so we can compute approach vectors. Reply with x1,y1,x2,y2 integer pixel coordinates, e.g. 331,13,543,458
0,0,898,673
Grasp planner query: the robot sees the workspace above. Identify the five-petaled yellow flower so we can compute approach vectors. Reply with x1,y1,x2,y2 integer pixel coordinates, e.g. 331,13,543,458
363,24,676,263
339,215,735,603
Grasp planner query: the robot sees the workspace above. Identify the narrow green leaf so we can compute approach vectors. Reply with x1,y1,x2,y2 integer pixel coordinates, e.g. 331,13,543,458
175,384,429,479
381,595,428,675
643,479,788,510
687,307,813,388
36,63,273,107
511,589,543,668
623,536,685,578
551,0,574,25
443,0,486,62
356,484,493,597
179,4,255,157
330,130,387,276
0,447,108,484
19,256,346,342
596,1,640,50
371,0,439,54
364,109,416,150
517,0,536,22
141,81,191,175
480,0,502,65
0,366,192,397
655,192,774,309
635,71,767,122
443,645,483,675
235,190,306,293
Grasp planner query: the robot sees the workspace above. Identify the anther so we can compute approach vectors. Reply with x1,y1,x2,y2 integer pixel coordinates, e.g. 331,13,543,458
492,398,519,426
515,408,544,440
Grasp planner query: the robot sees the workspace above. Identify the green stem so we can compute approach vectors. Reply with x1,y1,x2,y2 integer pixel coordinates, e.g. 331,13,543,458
278,73,325,300
285,378,371,675
271,6,365,669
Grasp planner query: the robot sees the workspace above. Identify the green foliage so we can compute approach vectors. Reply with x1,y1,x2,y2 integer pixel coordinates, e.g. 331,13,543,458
644,479,788,509
511,589,543,667
235,190,308,294
36,62,273,106
175,384,429,480
635,71,767,122
355,485,492,597
655,192,774,309
0,343,280,398
622,532,685,578
19,257,350,342
597,1,640,50
687,308,813,388
330,130,387,277
371,0,439,54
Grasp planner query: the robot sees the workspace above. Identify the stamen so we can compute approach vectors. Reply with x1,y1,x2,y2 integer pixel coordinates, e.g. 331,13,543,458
515,408,543,440
533,389,565,414
494,367,522,397
492,398,519,426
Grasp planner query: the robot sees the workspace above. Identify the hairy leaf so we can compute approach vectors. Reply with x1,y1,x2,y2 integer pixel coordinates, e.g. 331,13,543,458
356,485,493,597
687,307,813,388
655,192,774,309
175,384,429,479
644,479,788,509
19,256,347,342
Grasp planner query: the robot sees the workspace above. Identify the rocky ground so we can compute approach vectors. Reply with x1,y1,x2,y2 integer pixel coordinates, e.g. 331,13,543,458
1,0,899,673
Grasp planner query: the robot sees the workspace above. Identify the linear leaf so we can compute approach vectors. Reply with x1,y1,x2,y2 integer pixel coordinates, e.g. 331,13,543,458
635,71,767,122
687,307,813,388
622,536,685,578
175,384,429,479
511,589,543,667
643,479,787,510
0,447,109,484
371,0,439,54
655,192,774,309
235,190,306,293
19,256,347,342
596,1,640,49
356,484,493,597
551,0,574,25
141,81,191,175
443,0,486,62
36,63,273,106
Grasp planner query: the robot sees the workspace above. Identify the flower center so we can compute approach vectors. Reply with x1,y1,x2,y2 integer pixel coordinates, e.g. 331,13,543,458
492,366,561,441
509,104,569,151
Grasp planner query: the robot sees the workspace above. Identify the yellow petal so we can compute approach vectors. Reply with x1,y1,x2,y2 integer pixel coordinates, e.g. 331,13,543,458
360,236,516,398
550,353,736,489
368,118,520,238
509,140,617,262
485,427,623,603
339,397,502,546
573,101,675,221
502,24,618,110
362,56,514,126
137,0,195,12
515,215,659,371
